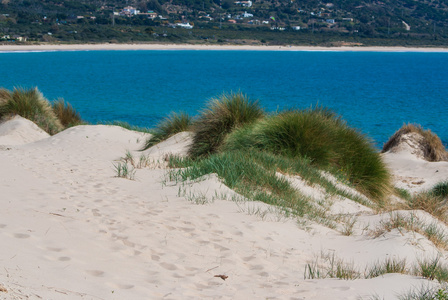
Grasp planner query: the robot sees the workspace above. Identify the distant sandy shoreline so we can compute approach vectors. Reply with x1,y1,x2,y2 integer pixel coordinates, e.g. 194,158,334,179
1,43,448,52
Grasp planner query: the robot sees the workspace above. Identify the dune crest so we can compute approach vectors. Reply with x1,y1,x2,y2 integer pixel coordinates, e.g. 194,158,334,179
383,124,448,162
0,115,50,146
382,125,448,192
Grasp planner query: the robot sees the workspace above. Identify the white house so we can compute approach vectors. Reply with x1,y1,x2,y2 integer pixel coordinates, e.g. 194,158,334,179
120,6,140,16
177,22,194,29
234,1,252,7
242,11,253,18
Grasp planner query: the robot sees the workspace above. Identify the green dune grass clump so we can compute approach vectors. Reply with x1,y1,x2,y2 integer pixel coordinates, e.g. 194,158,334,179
431,181,448,198
188,92,264,158
0,87,64,135
0,88,10,106
142,112,193,150
223,108,391,201
52,98,83,128
382,124,448,162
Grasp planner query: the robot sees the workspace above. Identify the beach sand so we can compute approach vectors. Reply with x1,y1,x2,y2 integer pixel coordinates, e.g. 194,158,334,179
1,43,448,52
1,116,448,299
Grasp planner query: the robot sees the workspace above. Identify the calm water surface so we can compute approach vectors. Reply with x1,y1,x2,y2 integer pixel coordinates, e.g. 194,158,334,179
1,50,447,147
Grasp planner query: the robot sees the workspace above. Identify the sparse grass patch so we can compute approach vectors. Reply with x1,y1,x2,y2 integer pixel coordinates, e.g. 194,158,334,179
371,212,448,250
414,256,448,282
123,150,136,167
366,257,407,278
397,285,448,300
113,162,136,180
424,223,448,249
304,251,360,280
184,190,212,205
137,153,150,168
339,215,358,236
142,111,193,150
167,149,314,218
305,252,448,286
406,192,448,223
371,212,417,237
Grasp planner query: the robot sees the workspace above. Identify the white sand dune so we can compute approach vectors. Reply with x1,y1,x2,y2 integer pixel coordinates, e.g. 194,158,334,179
0,115,49,146
1,118,447,299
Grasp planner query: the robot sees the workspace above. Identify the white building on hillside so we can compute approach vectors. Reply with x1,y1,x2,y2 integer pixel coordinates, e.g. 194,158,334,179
177,22,194,29
243,11,253,18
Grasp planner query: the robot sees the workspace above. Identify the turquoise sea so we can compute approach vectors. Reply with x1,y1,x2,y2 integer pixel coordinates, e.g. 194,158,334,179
1,50,447,147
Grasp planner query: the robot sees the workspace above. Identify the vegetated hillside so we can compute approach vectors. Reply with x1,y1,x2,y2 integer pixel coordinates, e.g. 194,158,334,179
0,0,447,45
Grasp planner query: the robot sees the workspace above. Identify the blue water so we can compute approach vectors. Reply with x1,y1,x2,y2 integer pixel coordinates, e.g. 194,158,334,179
1,50,447,147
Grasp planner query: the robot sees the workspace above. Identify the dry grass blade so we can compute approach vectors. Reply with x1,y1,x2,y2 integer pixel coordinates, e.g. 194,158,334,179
52,98,83,127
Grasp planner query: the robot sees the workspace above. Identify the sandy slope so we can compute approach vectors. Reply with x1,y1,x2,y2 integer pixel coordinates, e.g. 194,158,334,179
0,118,447,299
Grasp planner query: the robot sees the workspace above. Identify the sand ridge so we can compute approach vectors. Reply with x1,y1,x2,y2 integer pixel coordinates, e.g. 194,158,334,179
0,118,447,299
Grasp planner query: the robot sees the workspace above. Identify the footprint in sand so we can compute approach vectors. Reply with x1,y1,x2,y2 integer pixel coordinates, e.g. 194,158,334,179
47,247,64,252
91,209,101,217
151,255,160,261
243,255,256,262
179,227,195,233
85,270,105,277
250,265,264,271
14,233,30,239
332,286,351,291
232,230,244,236
112,283,134,289
122,239,135,248
58,256,71,261
213,244,230,252
160,262,177,271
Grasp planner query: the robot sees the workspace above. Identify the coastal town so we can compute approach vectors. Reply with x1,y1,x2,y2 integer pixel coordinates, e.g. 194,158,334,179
0,0,446,46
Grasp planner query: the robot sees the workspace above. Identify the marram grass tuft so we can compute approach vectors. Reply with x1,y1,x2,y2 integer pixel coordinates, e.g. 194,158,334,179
188,92,264,158
52,98,83,128
223,108,391,202
0,87,63,135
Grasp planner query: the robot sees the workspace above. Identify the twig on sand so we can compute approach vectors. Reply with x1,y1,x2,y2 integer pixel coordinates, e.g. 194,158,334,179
214,275,229,281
